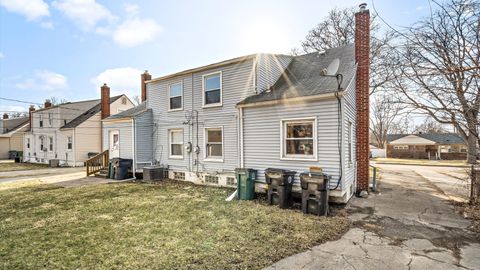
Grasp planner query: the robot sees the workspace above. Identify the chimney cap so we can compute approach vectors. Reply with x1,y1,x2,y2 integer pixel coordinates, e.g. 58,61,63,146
359,3,367,11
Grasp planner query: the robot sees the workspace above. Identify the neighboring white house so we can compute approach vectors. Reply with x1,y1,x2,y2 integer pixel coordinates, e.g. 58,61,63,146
24,96,134,166
0,114,29,159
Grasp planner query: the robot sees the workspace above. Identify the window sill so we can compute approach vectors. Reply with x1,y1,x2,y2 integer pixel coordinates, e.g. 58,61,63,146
169,156,184,160
202,103,223,109
204,158,224,163
168,108,183,112
280,156,317,161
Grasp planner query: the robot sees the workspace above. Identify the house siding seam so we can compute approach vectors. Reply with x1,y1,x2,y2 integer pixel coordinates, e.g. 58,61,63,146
255,54,292,93
147,59,256,176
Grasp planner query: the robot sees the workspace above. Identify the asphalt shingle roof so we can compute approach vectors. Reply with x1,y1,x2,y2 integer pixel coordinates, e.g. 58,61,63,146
105,102,148,120
61,95,123,129
238,44,356,105
387,133,465,144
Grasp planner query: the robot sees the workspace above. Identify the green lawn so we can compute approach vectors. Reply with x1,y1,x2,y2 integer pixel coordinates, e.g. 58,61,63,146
0,162,49,172
0,181,349,269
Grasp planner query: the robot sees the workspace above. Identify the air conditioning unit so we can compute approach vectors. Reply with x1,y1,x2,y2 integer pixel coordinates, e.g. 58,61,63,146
143,166,164,181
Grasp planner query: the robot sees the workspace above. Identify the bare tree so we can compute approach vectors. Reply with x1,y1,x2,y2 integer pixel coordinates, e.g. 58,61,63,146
370,94,409,148
296,7,395,95
49,96,68,106
132,95,141,106
413,118,449,134
389,0,479,164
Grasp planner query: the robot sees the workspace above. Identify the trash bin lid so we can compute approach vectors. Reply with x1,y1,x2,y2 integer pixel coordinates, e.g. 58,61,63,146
265,168,296,174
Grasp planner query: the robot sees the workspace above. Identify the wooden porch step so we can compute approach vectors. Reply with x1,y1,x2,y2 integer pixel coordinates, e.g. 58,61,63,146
94,169,108,178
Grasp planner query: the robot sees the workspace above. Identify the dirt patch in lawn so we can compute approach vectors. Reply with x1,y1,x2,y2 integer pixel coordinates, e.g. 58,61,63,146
0,180,350,269
455,201,480,233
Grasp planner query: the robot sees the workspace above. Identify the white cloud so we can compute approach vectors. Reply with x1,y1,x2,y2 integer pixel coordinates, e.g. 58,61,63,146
0,105,28,114
16,70,68,91
0,0,50,21
124,3,139,17
52,0,115,31
113,18,162,47
91,67,142,97
40,21,54,29
0,52,4,58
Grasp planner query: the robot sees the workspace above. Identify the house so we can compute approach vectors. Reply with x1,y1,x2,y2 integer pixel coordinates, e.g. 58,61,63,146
0,114,29,159
101,4,371,202
386,133,467,160
24,94,134,166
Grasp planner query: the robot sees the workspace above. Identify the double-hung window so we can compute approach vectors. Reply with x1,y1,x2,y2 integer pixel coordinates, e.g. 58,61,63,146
27,138,30,149
205,128,223,160
169,83,183,110
39,115,43,128
48,137,53,152
40,137,44,151
281,119,317,160
203,72,222,107
67,136,72,150
48,113,53,126
169,129,184,158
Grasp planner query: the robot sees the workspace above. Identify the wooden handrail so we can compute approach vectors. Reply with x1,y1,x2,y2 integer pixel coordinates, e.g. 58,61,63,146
85,150,109,176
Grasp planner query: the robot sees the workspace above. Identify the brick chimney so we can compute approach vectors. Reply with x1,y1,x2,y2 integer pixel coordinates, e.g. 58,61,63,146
44,99,52,108
355,3,370,194
2,113,8,119
141,70,151,102
101,83,110,119
29,105,35,129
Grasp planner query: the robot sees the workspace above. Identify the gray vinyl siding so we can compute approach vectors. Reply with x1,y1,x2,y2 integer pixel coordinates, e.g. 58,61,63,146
134,110,153,168
242,98,342,189
341,73,357,190
102,122,133,159
256,54,292,93
147,59,256,174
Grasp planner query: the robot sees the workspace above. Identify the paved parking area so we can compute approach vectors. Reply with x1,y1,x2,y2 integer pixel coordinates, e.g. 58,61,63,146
266,164,479,270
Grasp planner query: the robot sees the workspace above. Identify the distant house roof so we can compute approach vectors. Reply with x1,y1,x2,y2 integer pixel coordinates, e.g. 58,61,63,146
0,116,29,134
104,102,148,120
237,45,356,106
387,133,465,145
60,95,123,129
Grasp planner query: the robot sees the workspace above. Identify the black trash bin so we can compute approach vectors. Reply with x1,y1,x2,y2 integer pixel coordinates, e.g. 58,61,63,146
299,172,330,216
8,151,18,160
265,168,296,209
112,158,133,180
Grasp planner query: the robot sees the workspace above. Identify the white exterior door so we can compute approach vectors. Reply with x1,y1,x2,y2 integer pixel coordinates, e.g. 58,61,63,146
109,130,120,158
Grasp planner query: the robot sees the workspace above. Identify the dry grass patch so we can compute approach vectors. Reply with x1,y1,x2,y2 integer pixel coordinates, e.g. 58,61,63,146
0,181,349,269
0,162,49,172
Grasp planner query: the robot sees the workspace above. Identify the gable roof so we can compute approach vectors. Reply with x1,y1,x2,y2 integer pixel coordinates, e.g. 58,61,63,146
237,45,356,106
0,116,29,134
387,133,465,145
60,95,124,129
0,118,29,137
104,102,148,120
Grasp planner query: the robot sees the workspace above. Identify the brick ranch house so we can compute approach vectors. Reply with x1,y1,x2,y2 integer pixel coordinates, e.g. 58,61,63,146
386,133,467,160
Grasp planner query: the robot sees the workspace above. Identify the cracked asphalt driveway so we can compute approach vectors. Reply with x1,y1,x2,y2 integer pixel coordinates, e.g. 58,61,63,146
265,164,480,270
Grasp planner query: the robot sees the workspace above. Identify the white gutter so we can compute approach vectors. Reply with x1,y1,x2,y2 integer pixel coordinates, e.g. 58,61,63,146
132,119,136,178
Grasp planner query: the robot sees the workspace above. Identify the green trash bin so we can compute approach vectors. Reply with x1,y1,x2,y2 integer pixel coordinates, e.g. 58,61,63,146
235,168,257,200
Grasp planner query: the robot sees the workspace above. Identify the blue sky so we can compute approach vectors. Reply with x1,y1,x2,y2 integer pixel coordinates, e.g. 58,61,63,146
0,0,433,113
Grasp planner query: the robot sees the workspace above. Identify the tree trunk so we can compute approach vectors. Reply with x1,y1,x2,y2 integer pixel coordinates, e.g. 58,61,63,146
467,133,478,165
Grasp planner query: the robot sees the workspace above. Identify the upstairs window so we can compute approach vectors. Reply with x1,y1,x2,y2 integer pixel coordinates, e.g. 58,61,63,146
169,129,184,158
169,83,183,111
203,72,222,107
205,127,223,160
39,115,43,128
48,113,53,126
281,119,317,160
67,136,72,150
27,138,30,149
121,96,127,104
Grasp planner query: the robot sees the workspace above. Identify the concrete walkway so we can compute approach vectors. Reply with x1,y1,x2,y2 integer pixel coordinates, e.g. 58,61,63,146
0,167,109,189
265,164,480,270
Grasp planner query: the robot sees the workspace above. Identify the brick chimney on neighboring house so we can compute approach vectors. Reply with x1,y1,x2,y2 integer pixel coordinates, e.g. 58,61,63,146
355,3,371,194
101,83,110,119
44,99,52,108
141,70,151,102
29,105,35,129
3,113,8,119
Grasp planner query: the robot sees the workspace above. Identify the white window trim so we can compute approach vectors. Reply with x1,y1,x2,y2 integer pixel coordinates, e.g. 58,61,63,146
169,128,184,159
203,126,224,162
48,136,53,152
168,82,184,111
202,71,223,108
279,117,318,161
67,136,73,151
